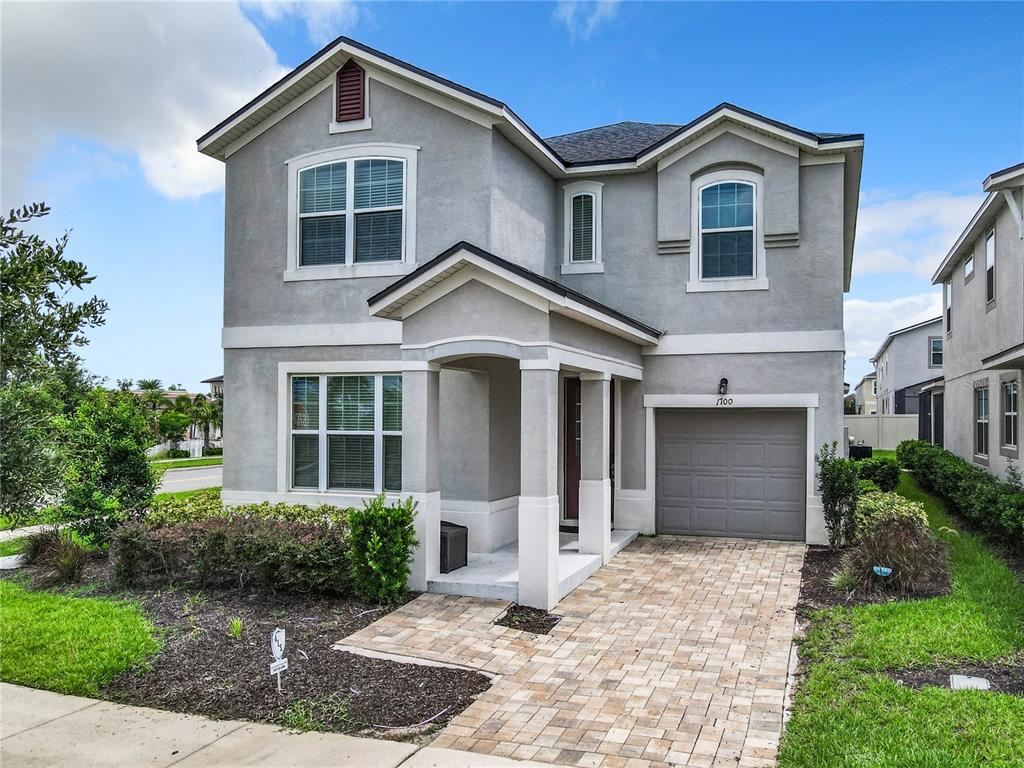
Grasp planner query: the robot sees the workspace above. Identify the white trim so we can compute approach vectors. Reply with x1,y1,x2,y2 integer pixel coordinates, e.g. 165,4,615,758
223,321,401,349
329,58,372,134
643,393,819,408
645,330,844,356
223,77,335,159
285,144,419,281
933,191,999,283
687,169,768,293
403,334,640,371
399,265,550,318
799,152,846,167
329,117,372,134
657,122,797,173
224,489,403,507
562,181,603,271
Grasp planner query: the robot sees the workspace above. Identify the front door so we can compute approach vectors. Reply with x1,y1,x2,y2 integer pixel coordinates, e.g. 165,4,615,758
563,377,581,521
933,393,944,447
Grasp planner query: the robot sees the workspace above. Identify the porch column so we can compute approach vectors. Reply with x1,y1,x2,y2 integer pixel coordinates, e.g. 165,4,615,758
403,365,441,592
518,363,560,610
579,373,612,562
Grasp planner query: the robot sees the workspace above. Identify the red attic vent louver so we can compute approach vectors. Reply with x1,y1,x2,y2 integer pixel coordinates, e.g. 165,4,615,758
335,59,365,123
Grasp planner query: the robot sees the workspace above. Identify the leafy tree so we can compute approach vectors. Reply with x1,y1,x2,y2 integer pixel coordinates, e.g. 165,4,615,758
158,409,191,443
57,388,157,544
1,204,107,385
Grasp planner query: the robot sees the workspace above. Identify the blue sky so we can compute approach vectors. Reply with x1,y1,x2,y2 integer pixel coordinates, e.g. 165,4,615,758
2,1,1022,391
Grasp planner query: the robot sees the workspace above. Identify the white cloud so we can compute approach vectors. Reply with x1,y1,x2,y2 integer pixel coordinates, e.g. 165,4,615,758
844,292,943,367
554,0,619,41
245,1,359,46
1,2,289,203
854,190,983,278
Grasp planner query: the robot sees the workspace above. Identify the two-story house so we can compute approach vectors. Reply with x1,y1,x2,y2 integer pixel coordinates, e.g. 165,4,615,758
931,162,1024,479
871,317,943,415
853,372,877,414
198,37,863,609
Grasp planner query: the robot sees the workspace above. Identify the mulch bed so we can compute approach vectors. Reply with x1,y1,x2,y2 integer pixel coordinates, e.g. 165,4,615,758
494,604,561,635
888,659,1024,696
11,557,491,739
797,545,950,615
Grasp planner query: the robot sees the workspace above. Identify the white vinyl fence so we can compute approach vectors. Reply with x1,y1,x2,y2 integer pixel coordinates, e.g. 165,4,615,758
844,414,918,450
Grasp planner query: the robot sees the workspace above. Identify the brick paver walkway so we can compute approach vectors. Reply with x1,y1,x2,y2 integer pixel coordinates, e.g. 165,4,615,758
339,536,804,768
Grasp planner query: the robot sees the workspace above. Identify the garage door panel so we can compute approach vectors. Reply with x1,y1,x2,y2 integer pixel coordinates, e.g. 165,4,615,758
656,409,805,541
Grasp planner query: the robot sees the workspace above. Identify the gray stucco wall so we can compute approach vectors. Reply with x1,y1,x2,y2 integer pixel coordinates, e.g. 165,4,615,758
874,319,942,412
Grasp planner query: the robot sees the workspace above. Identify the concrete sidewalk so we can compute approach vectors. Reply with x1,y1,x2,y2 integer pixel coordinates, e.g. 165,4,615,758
0,683,551,768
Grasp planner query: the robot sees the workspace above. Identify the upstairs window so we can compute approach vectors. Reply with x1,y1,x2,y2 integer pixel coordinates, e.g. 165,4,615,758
335,60,365,123
700,181,754,279
965,253,974,279
986,230,996,303
561,181,603,273
571,193,595,262
298,158,405,266
929,337,943,367
945,281,952,333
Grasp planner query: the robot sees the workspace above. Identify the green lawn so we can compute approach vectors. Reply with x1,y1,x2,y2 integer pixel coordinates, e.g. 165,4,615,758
0,538,25,557
779,474,1024,767
869,448,897,461
0,580,160,695
152,486,221,503
150,456,223,471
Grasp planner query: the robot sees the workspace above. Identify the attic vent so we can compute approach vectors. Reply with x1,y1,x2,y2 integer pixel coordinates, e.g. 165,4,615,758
335,60,365,123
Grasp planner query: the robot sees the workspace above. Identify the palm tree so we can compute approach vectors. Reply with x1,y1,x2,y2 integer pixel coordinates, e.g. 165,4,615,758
137,378,162,391
189,394,217,448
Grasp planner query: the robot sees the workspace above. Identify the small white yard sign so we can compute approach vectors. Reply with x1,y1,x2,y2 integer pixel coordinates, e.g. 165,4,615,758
270,628,287,692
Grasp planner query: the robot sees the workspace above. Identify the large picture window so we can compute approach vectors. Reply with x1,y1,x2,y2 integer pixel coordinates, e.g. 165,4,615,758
298,158,405,267
975,386,989,457
700,181,754,279
290,373,402,492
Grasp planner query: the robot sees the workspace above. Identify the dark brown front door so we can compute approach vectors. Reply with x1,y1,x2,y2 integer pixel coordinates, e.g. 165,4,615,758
563,377,581,520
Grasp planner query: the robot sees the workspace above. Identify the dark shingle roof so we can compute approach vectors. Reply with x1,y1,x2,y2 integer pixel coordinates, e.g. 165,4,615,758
544,122,682,165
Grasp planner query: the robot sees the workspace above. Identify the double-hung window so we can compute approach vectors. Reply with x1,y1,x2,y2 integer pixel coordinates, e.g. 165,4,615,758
986,230,996,304
700,181,755,279
298,158,405,266
964,253,974,280
1003,381,1018,450
975,386,989,457
945,281,952,333
929,337,943,367
290,374,402,493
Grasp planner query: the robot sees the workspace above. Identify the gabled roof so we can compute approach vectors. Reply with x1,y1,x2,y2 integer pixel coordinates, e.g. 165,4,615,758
201,375,224,384
870,317,942,363
933,161,1023,283
367,242,662,345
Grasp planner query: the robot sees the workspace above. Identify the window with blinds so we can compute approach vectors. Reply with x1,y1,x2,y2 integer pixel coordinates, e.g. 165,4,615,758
700,181,754,279
570,193,595,262
297,158,404,267
290,373,402,493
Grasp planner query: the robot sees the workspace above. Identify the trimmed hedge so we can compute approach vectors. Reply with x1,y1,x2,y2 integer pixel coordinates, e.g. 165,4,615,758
856,456,901,491
896,439,1024,546
112,516,351,594
146,488,348,529
853,489,929,539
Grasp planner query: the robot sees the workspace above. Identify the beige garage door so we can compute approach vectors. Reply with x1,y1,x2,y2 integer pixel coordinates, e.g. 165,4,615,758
655,409,806,540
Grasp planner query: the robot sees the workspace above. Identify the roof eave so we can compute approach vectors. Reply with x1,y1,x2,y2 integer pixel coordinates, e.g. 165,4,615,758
931,191,1000,284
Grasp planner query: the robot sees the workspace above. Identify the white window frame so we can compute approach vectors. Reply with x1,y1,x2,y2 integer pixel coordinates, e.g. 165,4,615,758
561,180,603,274
287,371,401,494
985,229,996,305
964,252,974,280
285,144,418,282
928,336,943,368
872,380,877,396
1002,381,1018,450
687,168,768,292
975,386,989,458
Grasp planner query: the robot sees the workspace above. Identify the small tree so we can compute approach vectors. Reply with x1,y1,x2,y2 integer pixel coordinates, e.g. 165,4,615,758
816,441,859,549
158,408,191,444
348,495,418,604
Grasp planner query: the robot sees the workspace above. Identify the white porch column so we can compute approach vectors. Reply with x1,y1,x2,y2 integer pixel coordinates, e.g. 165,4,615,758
518,363,560,610
579,373,612,562
402,366,441,591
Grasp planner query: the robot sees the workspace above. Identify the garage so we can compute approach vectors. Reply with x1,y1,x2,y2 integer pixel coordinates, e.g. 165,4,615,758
655,409,806,540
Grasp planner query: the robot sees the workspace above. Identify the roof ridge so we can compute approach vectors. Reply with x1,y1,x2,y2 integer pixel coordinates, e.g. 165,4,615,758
544,120,682,141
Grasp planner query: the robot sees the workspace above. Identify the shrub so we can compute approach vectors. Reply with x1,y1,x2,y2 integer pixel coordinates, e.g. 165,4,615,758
112,516,351,595
23,528,63,564
145,489,348,530
834,516,949,596
896,439,927,469
164,448,190,459
35,533,89,587
857,478,881,497
856,456,901,491
202,446,223,456
816,442,859,548
853,490,928,539
348,495,417,604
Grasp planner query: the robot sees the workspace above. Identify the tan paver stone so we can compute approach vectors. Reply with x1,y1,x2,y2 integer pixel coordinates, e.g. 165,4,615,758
340,536,803,767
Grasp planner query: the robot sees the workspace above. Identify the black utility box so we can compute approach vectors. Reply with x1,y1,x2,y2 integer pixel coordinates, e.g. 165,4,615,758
440,521,468,573
849,445,873,460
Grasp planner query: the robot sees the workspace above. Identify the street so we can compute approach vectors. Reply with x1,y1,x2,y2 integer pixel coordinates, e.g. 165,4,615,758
156,465,222,494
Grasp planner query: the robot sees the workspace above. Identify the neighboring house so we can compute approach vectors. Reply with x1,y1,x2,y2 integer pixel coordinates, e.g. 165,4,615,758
871,318,944,416
853,372,877,414
198,36,863,609
202,374,224,398
930,162,1024,479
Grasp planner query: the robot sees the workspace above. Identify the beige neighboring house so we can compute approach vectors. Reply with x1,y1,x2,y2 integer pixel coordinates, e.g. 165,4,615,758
854,372,877,414
202,374,224,398
930,161,1024,478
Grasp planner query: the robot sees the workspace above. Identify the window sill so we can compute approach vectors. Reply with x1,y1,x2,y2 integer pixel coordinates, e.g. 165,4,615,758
561,262,604,275
284,262,414,282
686,277,769,293
1000,445,1019,459
986,298,997,314
328,117,372,134
973,453,989,467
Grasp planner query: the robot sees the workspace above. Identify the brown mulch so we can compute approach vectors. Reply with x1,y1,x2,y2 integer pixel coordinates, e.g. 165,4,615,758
797,545,950,615
494,604,561,635
12,557,491,738
888,659,1024,696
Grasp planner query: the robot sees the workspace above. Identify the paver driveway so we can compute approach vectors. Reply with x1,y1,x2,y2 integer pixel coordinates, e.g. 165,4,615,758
339,536,804,768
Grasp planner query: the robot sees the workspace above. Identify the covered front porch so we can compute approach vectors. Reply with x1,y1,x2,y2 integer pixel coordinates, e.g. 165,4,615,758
368,242,659,609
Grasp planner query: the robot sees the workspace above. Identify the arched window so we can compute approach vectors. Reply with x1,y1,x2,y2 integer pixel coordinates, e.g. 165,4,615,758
571,193,595,263
561,181,603,273
699,181,754,279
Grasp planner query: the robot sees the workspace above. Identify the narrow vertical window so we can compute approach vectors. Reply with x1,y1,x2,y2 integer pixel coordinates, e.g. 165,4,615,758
291,376,320,488
945,281,952,332
975,387,989,457
571,193,595,262
335,59,365,123
929,337,943,367
298,163,347,266
985,230,996,303
700,181,754,279
1003,382,1018,449
964,253,974,279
